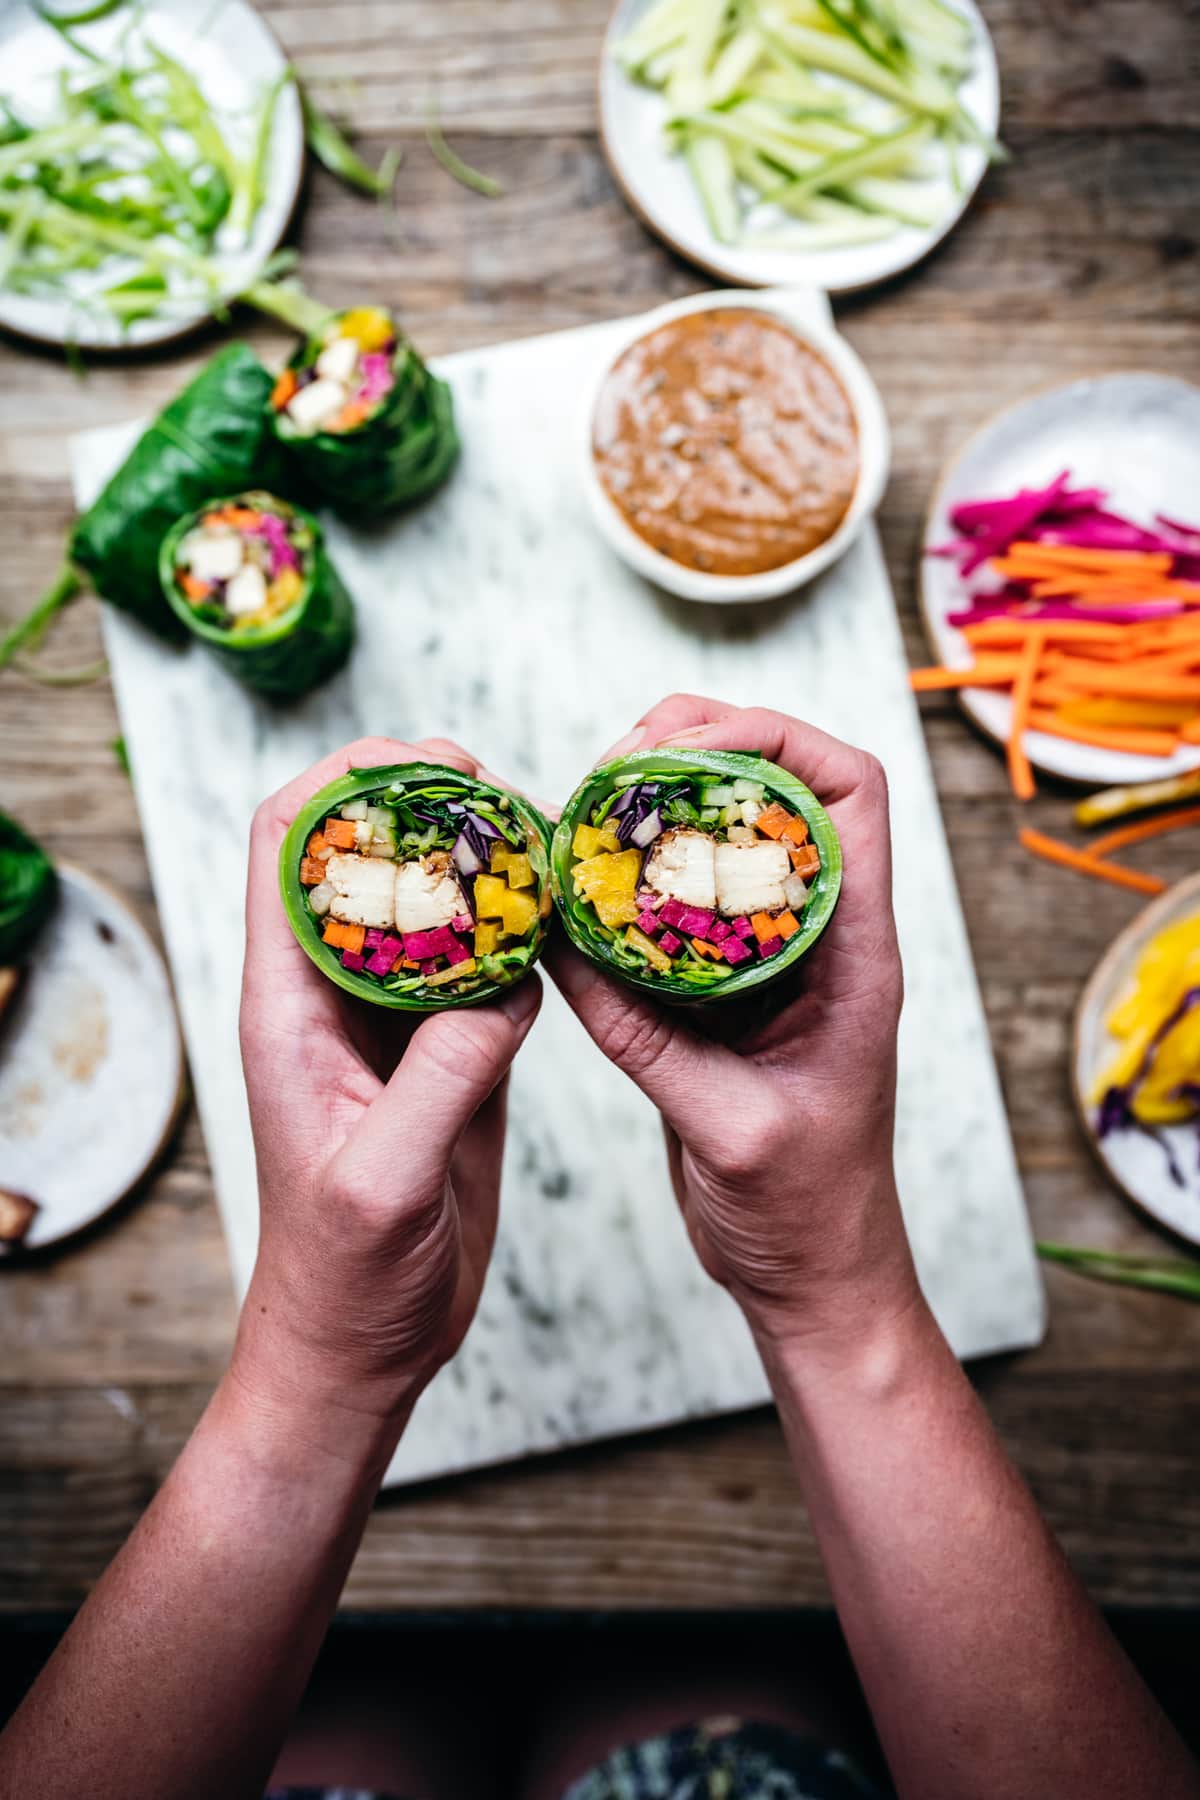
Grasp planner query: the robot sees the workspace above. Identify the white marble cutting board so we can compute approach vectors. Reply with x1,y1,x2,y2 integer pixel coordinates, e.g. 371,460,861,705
71,291,1044,1487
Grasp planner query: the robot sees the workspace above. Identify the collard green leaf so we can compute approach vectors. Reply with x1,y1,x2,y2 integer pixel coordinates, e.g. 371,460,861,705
71,342,282,638
0,811,57,964
551,748,843,1005
159,492,353,699
280,763,553,1012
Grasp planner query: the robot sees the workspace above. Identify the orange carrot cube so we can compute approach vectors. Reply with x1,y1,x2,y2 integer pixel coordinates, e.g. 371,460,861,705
300,856,327,886
307,831,331,859
788,844,821,879
750,912,778,944
754,802,794,840
323,818,358,849
781,816,810,848
776,910,800,941
271,369,298,410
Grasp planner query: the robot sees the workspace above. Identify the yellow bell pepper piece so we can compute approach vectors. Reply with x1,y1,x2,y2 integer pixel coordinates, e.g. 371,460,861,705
500,887,539,939
625,925,672,973
336,307,394,352
1093,912,1200,1116
505,853,533,890
474,921,502,958
474,874,508,919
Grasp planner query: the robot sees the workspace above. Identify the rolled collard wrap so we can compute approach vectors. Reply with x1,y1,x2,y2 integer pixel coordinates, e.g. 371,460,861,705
160,491,354,698
0,810,57,966
281,763,553,1010
72,343,281,640
268,306,459,519
551,749,842,1003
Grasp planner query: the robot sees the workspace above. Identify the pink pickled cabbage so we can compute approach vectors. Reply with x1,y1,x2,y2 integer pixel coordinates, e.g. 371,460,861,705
252,510,301,578
356,351,395,407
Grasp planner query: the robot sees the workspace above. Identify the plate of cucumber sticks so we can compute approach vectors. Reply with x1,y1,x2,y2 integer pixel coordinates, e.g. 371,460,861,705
0,0,304,351
599,0,1001,294
919,374,1200,790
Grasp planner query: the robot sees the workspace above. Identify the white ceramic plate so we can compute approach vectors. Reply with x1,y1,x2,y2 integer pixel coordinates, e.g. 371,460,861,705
921,373,1200,788
0,864,185,1251
1074,872,1200,1246
598,0,999,295
577,286,890,603
0,0,304,351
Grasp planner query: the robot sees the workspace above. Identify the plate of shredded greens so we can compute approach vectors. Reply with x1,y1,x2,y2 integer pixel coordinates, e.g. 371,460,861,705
0,0,304,349
600,0,1001,294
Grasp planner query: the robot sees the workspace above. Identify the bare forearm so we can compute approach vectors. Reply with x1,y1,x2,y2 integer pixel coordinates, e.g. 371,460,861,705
760,1288,1197,1800
0,1362,401,1800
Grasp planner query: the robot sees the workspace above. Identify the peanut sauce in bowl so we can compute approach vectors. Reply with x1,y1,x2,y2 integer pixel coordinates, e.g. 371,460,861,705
582,292,889,604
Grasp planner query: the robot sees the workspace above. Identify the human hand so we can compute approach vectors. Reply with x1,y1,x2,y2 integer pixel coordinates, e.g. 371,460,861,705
233,736,542,1452
548,695,919,1354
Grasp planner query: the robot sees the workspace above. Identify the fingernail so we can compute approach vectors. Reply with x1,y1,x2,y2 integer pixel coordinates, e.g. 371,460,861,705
496,976,541,1027
658,723,712,745
597,724,647,764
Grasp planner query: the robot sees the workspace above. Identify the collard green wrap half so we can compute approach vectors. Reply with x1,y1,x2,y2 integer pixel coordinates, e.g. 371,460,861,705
0,810,57,965
281,763,553,1012
551,749,842,1004
71,343,281,641
159,492,354,699
268,309,459,518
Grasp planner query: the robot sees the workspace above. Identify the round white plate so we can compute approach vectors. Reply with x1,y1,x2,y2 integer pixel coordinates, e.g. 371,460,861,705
1074,871,1200,1247
0,864,185,1251
0,0,304,352
921,373,1200,788
598,0,999,295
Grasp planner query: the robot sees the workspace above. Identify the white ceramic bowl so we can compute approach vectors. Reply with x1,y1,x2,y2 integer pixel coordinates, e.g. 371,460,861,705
578,289,890,605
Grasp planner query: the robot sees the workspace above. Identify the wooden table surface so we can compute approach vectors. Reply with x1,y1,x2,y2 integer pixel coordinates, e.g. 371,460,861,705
2,0,1199,1615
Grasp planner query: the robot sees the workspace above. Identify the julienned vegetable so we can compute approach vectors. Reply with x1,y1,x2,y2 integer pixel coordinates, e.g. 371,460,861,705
160,491,353,698
551,749,841,1002
0,809,57,966
614,0,998,255
281,764,553,1011
268,306,459,517
1090,911,1200,1188
914,475,1200,798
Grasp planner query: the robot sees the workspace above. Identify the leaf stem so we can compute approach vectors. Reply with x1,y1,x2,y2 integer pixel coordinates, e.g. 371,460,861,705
0,563,85,673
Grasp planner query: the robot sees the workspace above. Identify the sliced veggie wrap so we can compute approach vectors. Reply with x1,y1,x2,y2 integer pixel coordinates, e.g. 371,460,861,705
281,763,553,1011
160,491,353,698
551,749,842,1003
268,306,459,518
0,810,57,965
71,343,282,641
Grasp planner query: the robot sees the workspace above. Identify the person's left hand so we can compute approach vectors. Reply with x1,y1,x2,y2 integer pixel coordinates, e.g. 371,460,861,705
232,736,542,1457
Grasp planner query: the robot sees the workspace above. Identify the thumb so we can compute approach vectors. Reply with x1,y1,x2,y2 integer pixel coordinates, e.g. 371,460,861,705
349,977,542,1185
547,942,757,1161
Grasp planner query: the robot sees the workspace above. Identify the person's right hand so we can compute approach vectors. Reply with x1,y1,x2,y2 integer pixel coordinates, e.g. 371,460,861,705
548,694,921,1356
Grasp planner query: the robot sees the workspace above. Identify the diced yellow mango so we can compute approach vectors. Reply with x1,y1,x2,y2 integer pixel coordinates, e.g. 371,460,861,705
474,874,508,918
505,853,533,890
337,307,394,352
474,921,502,957
490,841,511,872
573,848,642,930
573,822,621,858
626,925,672,973
500,888,539,938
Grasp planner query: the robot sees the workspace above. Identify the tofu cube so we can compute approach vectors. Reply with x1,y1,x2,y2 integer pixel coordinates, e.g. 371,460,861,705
714,840,790,917
643,828,717,911
326,852,397,930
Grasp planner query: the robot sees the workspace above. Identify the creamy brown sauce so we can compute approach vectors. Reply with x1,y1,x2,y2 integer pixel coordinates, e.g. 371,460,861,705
593,307,860,578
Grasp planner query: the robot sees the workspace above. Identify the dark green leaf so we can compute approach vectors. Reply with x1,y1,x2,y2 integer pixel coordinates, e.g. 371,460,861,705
0,812,57,965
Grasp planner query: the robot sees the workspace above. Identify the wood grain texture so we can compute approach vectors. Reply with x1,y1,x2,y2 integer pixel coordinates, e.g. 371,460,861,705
1,0,1199,1612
